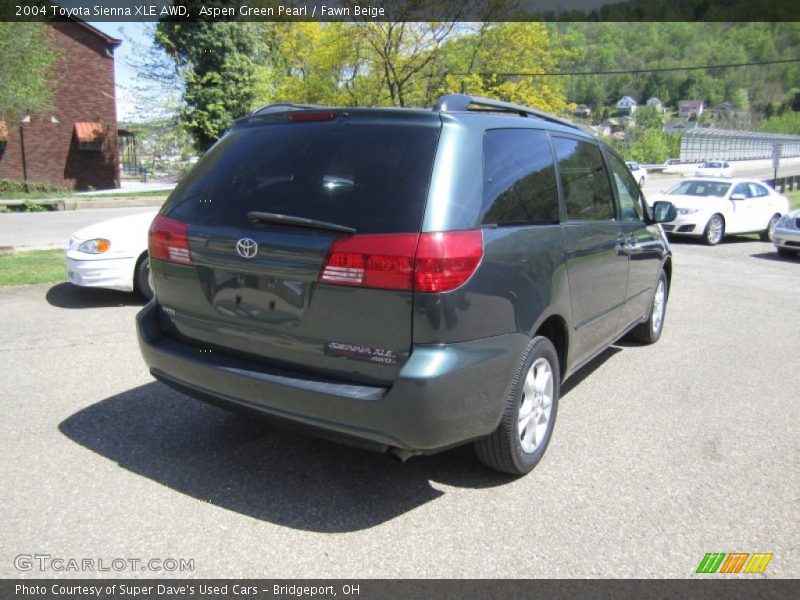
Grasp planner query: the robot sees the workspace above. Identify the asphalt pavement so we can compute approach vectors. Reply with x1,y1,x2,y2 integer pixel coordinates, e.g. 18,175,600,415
0,207,159,250
1,238,798,578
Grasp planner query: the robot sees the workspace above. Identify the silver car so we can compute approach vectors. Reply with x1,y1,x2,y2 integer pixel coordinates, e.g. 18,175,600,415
773,209,800,258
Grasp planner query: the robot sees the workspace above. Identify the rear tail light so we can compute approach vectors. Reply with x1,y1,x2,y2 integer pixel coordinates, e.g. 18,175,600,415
149,215,192,265
414,231,484,293
320,233,417,291
319,230,482,293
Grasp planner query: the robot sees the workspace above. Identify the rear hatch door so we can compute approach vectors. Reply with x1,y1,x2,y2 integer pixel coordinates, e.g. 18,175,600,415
153,112,441,385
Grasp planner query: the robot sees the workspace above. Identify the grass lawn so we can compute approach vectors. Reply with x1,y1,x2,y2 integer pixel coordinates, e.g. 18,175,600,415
0,189,169,201
0,249,66,286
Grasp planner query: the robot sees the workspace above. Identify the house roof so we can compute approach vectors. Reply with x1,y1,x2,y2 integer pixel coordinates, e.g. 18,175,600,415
617,96,638,105
49,3,122,47
679,100,705,108
647,97,664,104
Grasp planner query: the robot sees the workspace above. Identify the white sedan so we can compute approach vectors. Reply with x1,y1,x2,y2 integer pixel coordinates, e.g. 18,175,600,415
652,178,789,246
694,161,733,178
65,210,158,298
773,209,800,258
626,161,648,187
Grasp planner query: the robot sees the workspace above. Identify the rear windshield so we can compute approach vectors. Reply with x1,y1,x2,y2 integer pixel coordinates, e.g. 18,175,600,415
163,121,440,233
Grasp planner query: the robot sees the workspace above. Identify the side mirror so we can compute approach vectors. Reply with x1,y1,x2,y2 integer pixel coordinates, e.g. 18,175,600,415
730,193,745,201
652,201,677,223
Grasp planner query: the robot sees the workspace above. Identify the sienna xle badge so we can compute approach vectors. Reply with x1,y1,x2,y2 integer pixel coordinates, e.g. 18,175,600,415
137,94,677,475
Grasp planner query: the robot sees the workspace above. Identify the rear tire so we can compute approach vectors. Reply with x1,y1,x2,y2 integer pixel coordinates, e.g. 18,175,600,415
627,270,668,345
760,214,780,242
475,337,560,475
703,214,725,246
134,253,154,300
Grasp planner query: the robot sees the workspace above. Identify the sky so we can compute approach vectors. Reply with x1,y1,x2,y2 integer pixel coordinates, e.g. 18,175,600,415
88,21,170,122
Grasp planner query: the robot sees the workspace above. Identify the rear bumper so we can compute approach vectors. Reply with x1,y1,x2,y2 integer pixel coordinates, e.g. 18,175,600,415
136,301,528,453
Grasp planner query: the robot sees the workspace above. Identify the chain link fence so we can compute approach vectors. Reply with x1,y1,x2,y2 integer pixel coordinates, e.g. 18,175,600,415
680,128,800,162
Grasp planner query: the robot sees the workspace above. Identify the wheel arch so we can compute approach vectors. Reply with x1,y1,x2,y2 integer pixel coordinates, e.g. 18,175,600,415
662,257,672,291
133,250,150,292
533,314,569,382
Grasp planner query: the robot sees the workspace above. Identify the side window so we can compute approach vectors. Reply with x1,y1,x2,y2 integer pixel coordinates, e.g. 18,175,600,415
482,129,559,225
732,183,750,198
748,183,768,198
607,152,644,222
553,137,616,221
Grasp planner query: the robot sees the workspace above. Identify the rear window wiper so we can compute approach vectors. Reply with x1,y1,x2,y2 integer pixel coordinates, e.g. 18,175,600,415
247,211,357,234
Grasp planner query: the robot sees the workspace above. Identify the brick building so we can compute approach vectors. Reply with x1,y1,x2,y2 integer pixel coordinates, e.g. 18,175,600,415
0,21,121,190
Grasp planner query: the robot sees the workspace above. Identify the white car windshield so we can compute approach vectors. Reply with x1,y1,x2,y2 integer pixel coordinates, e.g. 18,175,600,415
668,180,731,197
700,162,723,168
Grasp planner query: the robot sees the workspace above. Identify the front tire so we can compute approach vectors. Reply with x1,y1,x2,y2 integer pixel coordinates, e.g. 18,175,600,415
703,214,725,246
134,253,154,300
760,214,780,242
627,270,668,344
475,337,560,475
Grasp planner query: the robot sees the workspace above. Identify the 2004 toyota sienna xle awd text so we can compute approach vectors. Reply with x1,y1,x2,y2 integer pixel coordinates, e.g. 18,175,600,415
136,94,677,475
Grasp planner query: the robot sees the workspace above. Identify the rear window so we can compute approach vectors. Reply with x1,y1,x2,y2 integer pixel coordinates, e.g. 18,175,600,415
163,121,440,234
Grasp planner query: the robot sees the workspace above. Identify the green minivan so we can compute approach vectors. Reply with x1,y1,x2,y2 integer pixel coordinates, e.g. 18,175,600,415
137,94,676,475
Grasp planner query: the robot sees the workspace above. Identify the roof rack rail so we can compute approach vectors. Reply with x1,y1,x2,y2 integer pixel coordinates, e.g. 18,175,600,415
250,102,327,116
433,93,581,131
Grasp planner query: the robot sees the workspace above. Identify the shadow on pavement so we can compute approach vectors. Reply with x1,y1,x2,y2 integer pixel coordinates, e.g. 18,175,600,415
59,382,516,532
46,282,146,309
666,235,765,247
750,251,799,263
561,345,621,398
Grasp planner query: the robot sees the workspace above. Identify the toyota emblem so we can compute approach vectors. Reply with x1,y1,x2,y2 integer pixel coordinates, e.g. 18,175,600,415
235,237,258,259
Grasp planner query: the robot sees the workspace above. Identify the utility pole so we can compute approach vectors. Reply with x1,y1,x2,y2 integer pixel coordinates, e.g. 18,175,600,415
772,143,782,188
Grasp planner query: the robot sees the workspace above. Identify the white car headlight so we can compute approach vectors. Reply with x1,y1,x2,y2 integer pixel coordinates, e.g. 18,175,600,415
677,208,701,215
77,238,111,254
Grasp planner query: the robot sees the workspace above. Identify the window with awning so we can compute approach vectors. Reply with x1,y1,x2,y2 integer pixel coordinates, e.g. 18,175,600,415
74,122,104,150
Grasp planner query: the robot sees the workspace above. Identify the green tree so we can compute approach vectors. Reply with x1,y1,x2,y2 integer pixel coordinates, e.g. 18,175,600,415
632,106,663,132
253,22,570,114
0,23,58,118
732,88,750,111
438,23,572,114
156,19,259,151
759,112,800,135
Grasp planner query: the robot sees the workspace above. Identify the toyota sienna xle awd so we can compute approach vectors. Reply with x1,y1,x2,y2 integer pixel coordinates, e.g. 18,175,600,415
137,94,677,475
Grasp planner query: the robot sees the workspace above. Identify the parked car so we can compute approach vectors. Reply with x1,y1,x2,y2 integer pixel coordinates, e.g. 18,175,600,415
626,161,648,187
773,209,800,258
694,161,733,178
137,94,676,475
66,210,157,299
653,178,788,245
